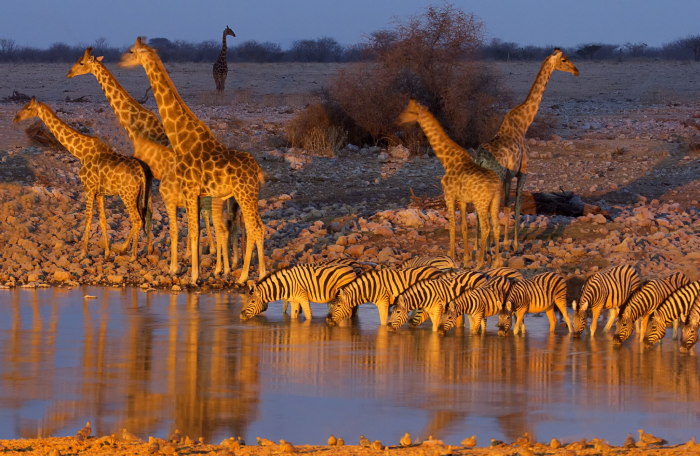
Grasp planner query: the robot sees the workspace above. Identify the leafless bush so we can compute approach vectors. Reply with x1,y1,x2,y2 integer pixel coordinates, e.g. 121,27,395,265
284,104,347,156
313,3,508,152
527,109,558,139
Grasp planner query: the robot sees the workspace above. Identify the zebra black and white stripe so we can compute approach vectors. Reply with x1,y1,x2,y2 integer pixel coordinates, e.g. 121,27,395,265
497,272,571,336
399,255,457,271
644,281,700,348
680,295,700,353
483,267,524,283
388,271,487,332
439,276,512,335
240,264,357,321
613,272,689,345
572,264,640,337
326,266,443,326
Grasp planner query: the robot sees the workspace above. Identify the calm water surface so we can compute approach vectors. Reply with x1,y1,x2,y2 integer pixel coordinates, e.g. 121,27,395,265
0,286,698,446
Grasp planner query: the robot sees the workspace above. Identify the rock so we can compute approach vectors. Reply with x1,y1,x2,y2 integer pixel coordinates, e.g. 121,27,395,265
345,245,365,258
53,269,71,282
327,245,345,254
171,284,181,292
592,214,607,224
395,209,425,228
108,274,124,284
329,222,342,233
373,226,394,236
377,247,395,263
388,145,411,160
508,257,525,269
612,241,630,253
27,273,39,282
336,236,348,246
271,249,286,261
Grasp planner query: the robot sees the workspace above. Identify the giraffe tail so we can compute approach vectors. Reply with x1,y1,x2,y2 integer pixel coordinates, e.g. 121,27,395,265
135,158,153,235
257,163,265,186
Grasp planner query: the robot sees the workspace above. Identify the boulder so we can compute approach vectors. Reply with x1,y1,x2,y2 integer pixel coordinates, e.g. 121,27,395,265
53,269,71,282
345,245,365,258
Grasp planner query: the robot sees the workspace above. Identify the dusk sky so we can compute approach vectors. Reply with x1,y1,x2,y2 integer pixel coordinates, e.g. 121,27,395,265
2,1,700,49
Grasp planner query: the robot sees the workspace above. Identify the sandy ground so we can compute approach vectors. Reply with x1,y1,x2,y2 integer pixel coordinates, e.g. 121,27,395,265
1,435,698,456
0,61,700,290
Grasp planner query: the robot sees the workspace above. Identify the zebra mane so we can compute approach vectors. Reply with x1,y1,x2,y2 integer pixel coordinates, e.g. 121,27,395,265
254,264,300,285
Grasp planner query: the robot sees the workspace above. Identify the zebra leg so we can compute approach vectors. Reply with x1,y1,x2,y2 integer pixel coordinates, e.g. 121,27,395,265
283,299,289,314
480,317,486,334
554,298,572,334
673,319,678,340
603,308,618,333
640,315,650,343
471,314,483,335
546,308,557,332
290,301,301,319
429,307,443,332
590,307,602,336
514,309,526,335
299,293,312,321
376,294,391,326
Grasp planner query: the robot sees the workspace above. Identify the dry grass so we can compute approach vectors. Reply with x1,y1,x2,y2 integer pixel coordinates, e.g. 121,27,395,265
284,104,347,157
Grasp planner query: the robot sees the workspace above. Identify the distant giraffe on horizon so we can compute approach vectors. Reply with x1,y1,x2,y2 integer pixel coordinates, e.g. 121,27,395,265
213,26,236,95
474,48,579,252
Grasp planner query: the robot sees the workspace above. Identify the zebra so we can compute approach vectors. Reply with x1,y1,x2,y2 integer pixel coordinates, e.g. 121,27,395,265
439,276,512,335
280,256,368,314
483,267,524,282
679,295,700,353
497,272,572,336
571,264,640,337
326,266,443,326
388,271,487,332
643,281,700,348
240,264,357,321
612,272,689,345
399,255,457,271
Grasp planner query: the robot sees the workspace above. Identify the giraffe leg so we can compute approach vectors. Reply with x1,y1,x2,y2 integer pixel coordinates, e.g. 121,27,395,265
458,201,470,264
184,193,202,285
238,204,264,283
489,191,502,268
95,195,111,261
445,197,457,260
145,200,153,255
513,173,526,253
204,208,215,254
123,197,143,261
211,197,230,276
165,199,179,275
502,178,512,251
227,199,240,268
474,203,490,269
81,193,96,259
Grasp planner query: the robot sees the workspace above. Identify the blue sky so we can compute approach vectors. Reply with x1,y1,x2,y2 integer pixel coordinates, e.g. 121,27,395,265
2,1,699,49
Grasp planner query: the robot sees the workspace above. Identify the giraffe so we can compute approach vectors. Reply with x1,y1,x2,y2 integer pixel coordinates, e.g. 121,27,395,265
13,98,151,260
474,48,579,252
213,26,235,95
397,100,502,268
119,37,265,284
67,47,242,274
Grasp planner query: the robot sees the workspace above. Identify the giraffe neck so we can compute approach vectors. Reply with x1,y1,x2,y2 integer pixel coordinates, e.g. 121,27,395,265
217,31,228,64
140,49,217,152
37,103,100,163
503,57,556,135
91,61,148,142
416,109,469,169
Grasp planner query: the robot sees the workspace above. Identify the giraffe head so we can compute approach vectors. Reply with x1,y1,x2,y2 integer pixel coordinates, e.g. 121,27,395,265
549,48,579,76
225,25,236,38
118,37,151,68
397,99,426,126
13,97,40,123
67,47,104,78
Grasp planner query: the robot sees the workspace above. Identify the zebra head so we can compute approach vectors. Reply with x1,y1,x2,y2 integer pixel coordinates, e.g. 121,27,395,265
240,288,268,321
643,312,667,347
613,306,634,345
326,291,352,326
497,301,513,336
679,311,700,353
571,300,588,337
438,303,458,334
388,296,409,330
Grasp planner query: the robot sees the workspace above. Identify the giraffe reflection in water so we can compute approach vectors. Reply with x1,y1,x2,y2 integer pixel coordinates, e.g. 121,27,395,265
0,288,699,445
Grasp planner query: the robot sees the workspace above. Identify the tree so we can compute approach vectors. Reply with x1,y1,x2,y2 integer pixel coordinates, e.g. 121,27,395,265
624,42,648,57
678,35,700,61
93,37,108,56
0,38,17,60
575,44,602,61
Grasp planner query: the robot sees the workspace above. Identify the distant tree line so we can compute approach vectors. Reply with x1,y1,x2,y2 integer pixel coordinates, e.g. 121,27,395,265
3,33,700,63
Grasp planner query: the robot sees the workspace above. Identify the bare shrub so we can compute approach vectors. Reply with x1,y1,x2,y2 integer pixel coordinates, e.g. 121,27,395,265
527,109,558,139
309,3,508,152
284,104,347,157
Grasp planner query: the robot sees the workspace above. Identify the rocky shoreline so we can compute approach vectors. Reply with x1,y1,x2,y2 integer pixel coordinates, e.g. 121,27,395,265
1,435,698,456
